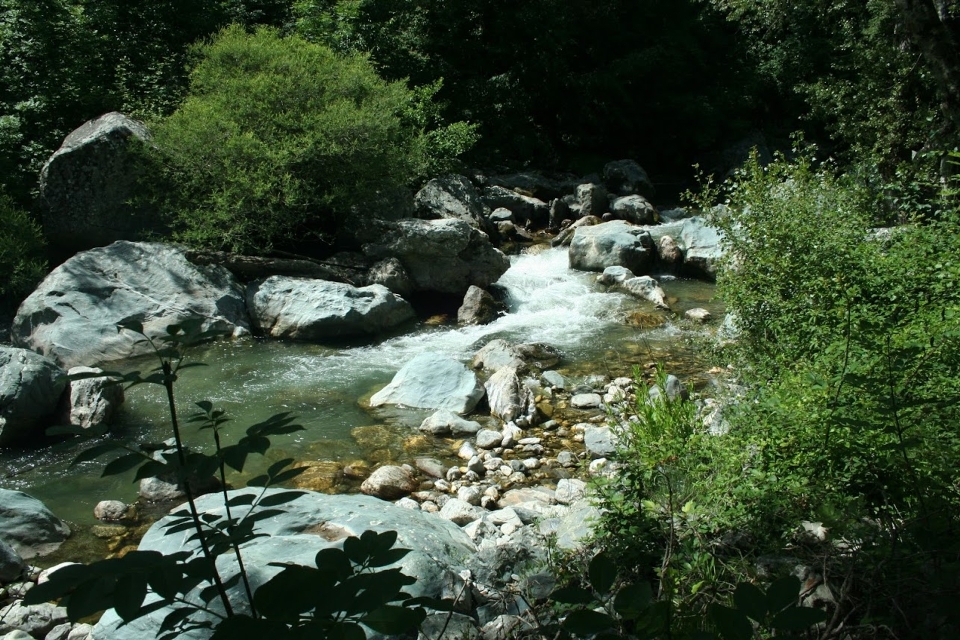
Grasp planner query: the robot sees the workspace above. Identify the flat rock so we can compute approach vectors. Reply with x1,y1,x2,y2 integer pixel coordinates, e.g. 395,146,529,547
0,489,70,559
370,352,485,415
419,409,482,436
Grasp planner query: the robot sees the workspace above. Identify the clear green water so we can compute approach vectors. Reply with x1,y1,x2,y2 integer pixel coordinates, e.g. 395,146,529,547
1,248,722,531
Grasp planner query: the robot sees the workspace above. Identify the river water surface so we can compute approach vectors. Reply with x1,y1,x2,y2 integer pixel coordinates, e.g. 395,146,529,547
1,247,721,530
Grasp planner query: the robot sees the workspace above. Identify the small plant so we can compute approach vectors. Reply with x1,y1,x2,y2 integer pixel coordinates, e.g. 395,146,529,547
24,320,428,638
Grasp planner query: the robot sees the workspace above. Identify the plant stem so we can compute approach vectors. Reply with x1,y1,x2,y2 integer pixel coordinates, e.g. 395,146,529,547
214,426,258,617
162,359,234,618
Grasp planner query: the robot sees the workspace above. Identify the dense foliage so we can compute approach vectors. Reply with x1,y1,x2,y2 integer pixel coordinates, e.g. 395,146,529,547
148,25,475,254
0,191,46,302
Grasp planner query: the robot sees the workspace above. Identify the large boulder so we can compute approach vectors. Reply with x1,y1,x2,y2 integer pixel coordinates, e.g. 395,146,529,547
414,174,487,229
568,220,655,275
358,219,510,295
481,186,550,227
602,159,655,198
610,195,658,225
484,366,536,424
39,112,162,257
369,352,485,415
457,286,505,326
247,277,414,340
0,489,71,559
486,172,571,201
94,489,477,640
0,348,66,447
12,241,250,368
679,216,723,281
58,366,124,430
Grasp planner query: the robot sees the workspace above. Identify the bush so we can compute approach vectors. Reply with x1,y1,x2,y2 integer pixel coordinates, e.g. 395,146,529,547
150,25,475,255
0,192,47,304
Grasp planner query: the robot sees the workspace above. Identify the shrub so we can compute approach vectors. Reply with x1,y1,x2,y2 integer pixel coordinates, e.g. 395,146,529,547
0,192,47,304
150,25,475,255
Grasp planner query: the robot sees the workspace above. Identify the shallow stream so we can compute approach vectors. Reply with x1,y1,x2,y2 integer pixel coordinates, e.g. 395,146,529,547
1,247,722,536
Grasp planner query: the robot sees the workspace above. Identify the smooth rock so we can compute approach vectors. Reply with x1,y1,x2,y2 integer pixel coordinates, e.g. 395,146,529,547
0,539,25,583
370,352,484,415
0,490,70,559
475,429,503,450
419,410,482,436
584,426,617,459
570,393,602,409
0,602,67,637
360,465,418,500
610,194,658,225
685,308,712,323
575,183,608,218
439,498,484,526
0,348,66,447
12,241,249,368
93,500,135,522
247,278,414,340
95,489,476,639
457,286,505,326
679,216,723,281
569,220,655,275
554,479,587,505
484,366,535,424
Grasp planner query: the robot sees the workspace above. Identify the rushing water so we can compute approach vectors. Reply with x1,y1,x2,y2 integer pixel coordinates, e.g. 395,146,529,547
0,247,722,528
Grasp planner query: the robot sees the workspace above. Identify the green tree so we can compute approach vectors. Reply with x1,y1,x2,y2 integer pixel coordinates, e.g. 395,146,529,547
0,190,47,305
150,24,475,255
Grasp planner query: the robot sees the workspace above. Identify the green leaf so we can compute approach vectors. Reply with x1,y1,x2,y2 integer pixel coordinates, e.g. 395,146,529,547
114,573,149,621
771,606,827,631
709,604,753,640
226,493,257,507
588,551,617,595
257,490,306,507
550,585,595,605
613,582,653,619
359,605,425,634
562,609,615,636
733,582,768,623
65,576,116,621
766,575,801,612
102,452,147,477
315,548,354,580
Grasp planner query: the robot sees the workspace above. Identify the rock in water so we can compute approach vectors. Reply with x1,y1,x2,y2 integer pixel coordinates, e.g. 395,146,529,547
457,286,505,325
12,241,250,368
0,347,67,447
414,174,487,230
247,277,414,340
0,489,71,559
59,366,124,430
39,112,162,257
569,220,655,275
358,218,510,295
370,352,485,415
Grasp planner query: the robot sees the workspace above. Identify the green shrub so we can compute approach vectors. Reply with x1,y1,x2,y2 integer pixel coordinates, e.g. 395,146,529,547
0,192,47,303
150,25,475,255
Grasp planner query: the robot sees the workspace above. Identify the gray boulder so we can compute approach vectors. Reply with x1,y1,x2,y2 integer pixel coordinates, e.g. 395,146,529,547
569,220,655,275
247,277,414,340
366,257,414,298
0,348,66,447
583,426,617,459
679,216,723,281
359,219,510,295
419,410,482,436
58,366,124,430
575,183,608,218
94,489,476,639
39,112,162,257
369,352,485,415
458,286,505,326
484,366,535,424
481,186,550,227
486,172,570,201
611,195,658,225
360,465,418,500
0,538,24,583
603,159,655,198
414,174,487,229
0,602,68,638
472,340,562,373
619,276,669,310
0,489,70,559
12,241,249,368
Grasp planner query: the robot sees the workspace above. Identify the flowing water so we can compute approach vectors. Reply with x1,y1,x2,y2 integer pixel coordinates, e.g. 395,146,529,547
0,247,722,533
